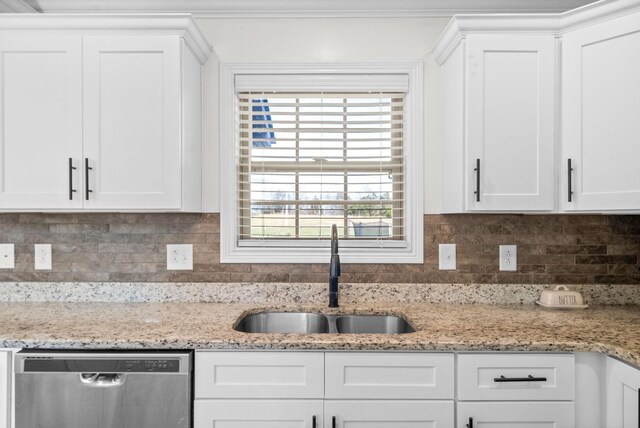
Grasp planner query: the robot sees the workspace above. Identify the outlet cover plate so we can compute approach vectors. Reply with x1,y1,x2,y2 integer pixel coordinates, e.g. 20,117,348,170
35,244,52,270
0,244,14,269
499,245,517,271
167,244,193,270
439,243,456,270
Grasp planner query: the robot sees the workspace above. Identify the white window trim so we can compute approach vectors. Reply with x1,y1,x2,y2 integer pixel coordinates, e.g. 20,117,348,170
219,62,424,264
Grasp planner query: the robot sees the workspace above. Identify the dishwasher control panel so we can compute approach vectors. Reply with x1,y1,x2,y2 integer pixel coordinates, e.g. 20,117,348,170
125,359,179,372
18,354,186,373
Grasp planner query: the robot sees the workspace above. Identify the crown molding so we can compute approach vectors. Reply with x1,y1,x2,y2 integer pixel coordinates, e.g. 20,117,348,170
432,0,640,63
0,13,212,62
560,0,640,29
0,0,35,12
21,0,596,17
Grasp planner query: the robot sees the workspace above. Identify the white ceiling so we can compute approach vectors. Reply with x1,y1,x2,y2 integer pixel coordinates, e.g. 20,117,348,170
4,0,600,17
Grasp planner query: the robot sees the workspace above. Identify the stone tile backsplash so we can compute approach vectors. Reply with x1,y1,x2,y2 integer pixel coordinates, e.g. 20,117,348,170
0,213,638,284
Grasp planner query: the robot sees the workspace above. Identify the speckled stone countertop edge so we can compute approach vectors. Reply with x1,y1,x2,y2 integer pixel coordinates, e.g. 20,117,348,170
0,302,638,368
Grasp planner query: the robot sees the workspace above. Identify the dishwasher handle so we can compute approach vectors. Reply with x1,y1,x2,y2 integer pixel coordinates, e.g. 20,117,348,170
80,373,125,387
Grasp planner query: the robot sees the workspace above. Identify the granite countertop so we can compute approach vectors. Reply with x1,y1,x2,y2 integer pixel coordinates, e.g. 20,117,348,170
0,302,638,367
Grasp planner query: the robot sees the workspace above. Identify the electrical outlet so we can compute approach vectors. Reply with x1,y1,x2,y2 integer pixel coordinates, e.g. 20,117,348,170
499,245,517,271
166,244,193,270
35,244,52,270
0,244,14,269
439,244,456,270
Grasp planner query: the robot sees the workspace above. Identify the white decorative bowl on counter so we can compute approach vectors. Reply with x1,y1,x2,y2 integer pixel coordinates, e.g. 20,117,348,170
536,285,588,309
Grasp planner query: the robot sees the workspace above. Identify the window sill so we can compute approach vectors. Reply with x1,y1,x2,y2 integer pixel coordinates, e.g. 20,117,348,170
221,242,423,264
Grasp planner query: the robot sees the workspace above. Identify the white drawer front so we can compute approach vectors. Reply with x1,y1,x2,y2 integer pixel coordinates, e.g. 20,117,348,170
458,402,575,427
195,351,324,399
325,400,454,427
325,352,455,399
194,400,323,428
458,353,575,401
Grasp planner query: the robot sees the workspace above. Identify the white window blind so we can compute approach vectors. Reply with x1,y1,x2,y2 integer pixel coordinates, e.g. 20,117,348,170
237,92,405,243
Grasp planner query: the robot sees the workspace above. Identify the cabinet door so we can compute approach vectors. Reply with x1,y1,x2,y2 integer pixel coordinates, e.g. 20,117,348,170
83,36,182,210
325,400,454,428
0,350,12,428
466,34,555,211
0,36,83,210
562,11,640,211
457,402,574,428
194,400,323,428
607,357,640,428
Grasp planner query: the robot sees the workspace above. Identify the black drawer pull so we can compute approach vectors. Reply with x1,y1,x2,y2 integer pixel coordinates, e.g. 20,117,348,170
494,375,547,383
68,158,77,200
332,416,336,428
312,415,316,428
466,416,473,428
85,158,93,201
568,158,574,202
473,158,480,202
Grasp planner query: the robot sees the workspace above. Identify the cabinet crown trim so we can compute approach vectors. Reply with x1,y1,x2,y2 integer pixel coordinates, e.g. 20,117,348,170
433,0,640,63
4,0,598,17
0,13,212,62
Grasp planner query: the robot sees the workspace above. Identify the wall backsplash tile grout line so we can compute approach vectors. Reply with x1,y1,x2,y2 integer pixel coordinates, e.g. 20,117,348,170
0,213,638,284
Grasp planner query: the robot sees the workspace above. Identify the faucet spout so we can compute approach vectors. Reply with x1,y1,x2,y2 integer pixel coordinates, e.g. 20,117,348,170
329,224,340,308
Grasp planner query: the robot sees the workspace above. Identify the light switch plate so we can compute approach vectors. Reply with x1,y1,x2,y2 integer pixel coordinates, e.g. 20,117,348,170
0,244,15,269
167,244,193,270
35,244,52,270
439,244,456,270
499,245,517,271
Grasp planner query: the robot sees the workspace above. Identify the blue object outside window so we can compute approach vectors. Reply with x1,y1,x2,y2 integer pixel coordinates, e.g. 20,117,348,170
252,99,275,148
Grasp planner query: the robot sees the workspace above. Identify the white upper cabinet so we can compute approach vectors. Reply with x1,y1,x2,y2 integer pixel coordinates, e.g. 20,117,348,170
561,7,640,211
0,15,210,212
83,36,182,210
435,0,640,214
435,25,556,212
0,36,83,210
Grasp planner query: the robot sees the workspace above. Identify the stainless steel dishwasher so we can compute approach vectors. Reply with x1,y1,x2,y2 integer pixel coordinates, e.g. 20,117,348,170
14,350,192,428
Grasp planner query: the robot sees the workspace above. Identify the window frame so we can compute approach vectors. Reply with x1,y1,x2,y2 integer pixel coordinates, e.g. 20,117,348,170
219,62,424,264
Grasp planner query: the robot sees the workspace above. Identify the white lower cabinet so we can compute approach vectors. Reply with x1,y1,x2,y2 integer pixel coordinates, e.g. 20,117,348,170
194,351,324,399
606,357,640,428
194,400,323,428
326,400,454,428
194,351,640,428
457,402,575,428
457,353,575,428
194,351,455,427
325,352,454,400
0,350,12,428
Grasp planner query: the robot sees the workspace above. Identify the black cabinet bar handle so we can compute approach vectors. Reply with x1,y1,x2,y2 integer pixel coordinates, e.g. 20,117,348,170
474,158,480,202
312,415,316,428
332,416,336,428
68,158,77,200
466,417,473,428
494,375,547,383
568,158,574,202
85,158,93,201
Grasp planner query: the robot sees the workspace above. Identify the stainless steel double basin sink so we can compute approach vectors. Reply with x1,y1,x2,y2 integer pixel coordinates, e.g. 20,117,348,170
234,311,415,334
